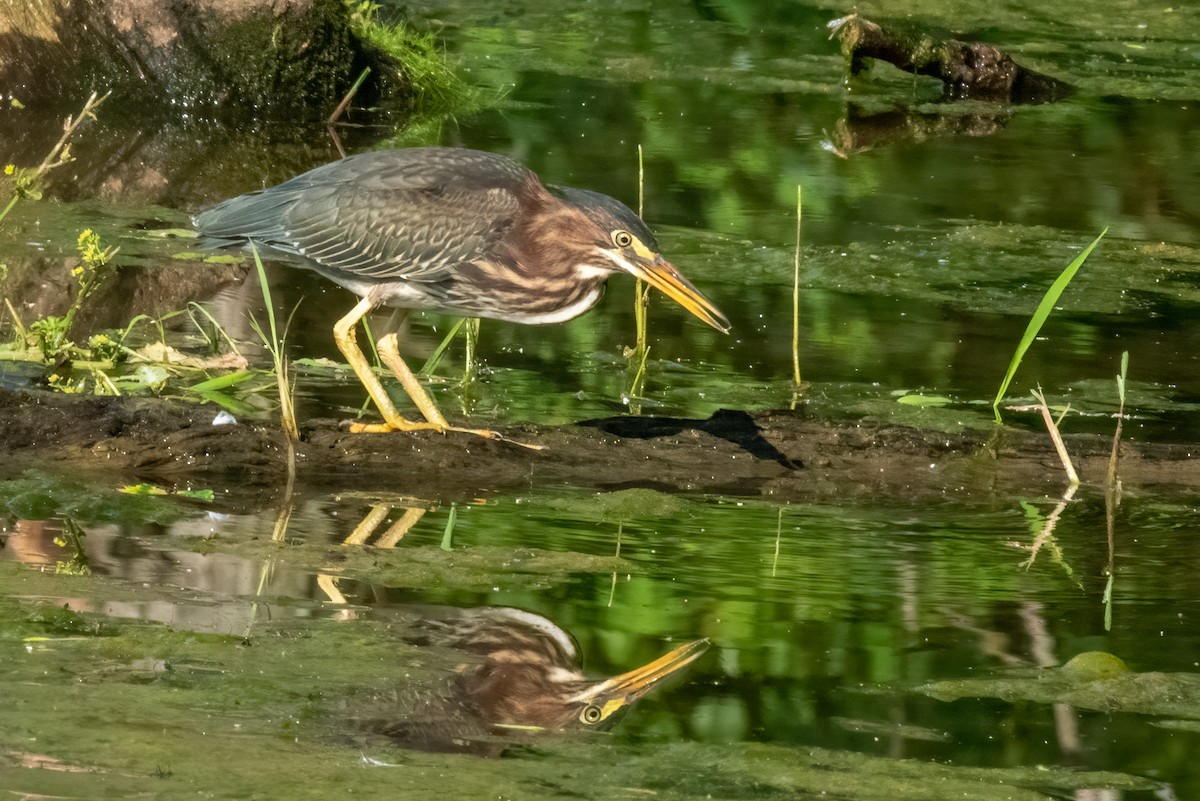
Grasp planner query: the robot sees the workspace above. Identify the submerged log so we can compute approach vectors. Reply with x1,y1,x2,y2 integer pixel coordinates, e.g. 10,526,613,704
830,14,1073,104
0,0,384,117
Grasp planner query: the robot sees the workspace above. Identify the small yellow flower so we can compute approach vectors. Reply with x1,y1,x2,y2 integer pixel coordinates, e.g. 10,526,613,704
3,164,13,176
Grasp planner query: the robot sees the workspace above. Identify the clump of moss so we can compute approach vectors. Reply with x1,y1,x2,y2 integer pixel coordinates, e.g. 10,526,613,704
1063,651,1130,680
26,603,111,637
347,1,485,115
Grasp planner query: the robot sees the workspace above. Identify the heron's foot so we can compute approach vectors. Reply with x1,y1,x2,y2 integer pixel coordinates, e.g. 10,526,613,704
480,431,549,450
345,418,446,434
434,424,547,451
469,429,546,452
343,419,545,450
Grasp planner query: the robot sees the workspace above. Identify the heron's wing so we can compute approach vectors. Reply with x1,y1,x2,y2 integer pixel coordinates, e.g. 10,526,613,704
194,149,530,282
283,183,521,281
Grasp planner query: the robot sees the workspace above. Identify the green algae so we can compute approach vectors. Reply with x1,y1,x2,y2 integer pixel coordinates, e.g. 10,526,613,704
923,656,1200,720
328,544,626,591
0,470,195,526
21,602,112,638
543,487,689,522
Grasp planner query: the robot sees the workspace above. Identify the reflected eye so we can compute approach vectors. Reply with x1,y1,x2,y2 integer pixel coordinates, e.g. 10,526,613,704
611,230,634,248
579,704,604,725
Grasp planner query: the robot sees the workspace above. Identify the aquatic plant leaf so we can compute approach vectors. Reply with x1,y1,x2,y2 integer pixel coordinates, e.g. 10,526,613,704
896,393,953,407
992,229,1106,423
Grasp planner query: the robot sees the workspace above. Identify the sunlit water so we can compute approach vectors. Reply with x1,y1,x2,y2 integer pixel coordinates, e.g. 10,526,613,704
3,0,1200,798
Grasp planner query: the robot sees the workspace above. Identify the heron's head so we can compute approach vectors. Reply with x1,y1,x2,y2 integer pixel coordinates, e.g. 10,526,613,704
463,637,711,732
552,186,730,334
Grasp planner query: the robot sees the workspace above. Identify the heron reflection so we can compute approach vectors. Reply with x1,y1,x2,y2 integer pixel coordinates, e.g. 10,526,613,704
341,602,707,755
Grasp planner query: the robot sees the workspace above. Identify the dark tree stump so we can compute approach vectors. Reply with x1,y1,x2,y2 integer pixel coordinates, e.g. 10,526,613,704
0,0,386,118
831,14,1073,104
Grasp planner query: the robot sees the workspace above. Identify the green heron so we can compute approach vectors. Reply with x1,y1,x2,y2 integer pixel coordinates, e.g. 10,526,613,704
194,147,729,438
358,605,708,754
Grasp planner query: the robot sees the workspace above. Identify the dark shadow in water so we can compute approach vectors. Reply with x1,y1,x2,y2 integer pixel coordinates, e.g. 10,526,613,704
579,408,803,470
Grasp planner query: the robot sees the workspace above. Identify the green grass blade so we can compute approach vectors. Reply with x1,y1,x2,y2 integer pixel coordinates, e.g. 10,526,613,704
250,244,280,350
419,318,466,376
440,504,458,551
186,370,257,393
249,243,298,441
792,184,803,389
992,228,1107,424
191,389,259,415
0,193,20,228
185,301,243,355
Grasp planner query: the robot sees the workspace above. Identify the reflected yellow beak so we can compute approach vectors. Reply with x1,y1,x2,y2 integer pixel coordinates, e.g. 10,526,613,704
569,638,710,722
602,249,730,334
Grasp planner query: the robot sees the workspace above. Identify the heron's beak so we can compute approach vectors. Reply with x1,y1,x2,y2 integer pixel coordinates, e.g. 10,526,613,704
603,249,730,334
569,638,709,722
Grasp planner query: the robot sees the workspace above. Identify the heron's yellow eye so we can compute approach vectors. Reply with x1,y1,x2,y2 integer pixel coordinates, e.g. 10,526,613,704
579,704,604,725
611,230,634,248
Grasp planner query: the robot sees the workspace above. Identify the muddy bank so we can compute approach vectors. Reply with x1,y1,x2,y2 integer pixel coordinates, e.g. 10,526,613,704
0,387,1194,506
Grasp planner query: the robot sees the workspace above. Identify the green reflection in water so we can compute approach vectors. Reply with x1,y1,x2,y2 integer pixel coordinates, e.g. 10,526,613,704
3,478,1196,798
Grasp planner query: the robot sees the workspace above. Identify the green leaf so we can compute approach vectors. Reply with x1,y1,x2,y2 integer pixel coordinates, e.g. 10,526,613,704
176,488,215,502
119,484,168,496
896,393,953,407
118,484,213,502
187,370,257,392
191,390,258,415
992,229,1107,424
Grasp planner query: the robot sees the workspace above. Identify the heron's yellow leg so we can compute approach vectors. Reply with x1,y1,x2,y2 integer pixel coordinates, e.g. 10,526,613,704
339,504,426,547
375,507,427,548
334,298,543,449
316,573,348,604
376,332,513,441
342,504,392,545
375,332,451,429
332,297,445,434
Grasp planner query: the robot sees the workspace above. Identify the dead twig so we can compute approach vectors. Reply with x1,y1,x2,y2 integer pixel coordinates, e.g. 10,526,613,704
1009,387,1078,485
